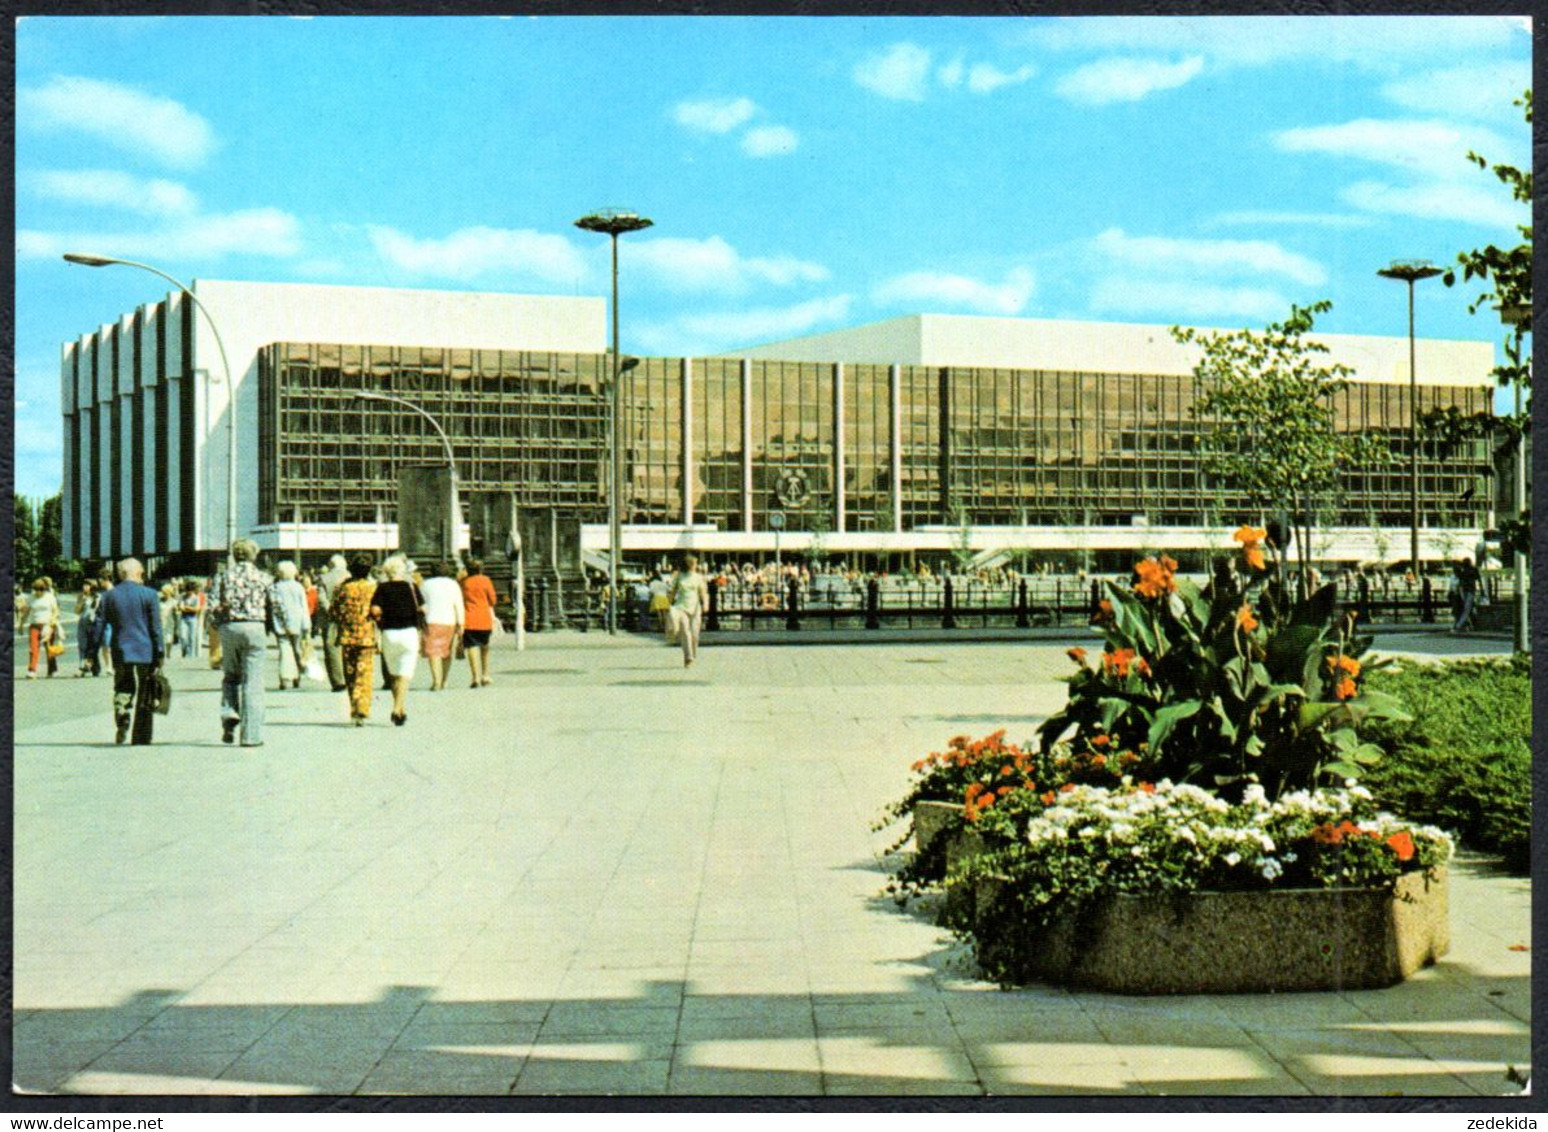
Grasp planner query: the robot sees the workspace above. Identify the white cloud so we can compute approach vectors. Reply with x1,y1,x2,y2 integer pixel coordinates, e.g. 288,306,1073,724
672,96,758,134
1206,209,1374,230
1092,228,1326,286
367,224,587,284
18,75,216,168
1273,118,1516,182
626,235,828,293
1024,16,1520,70
873,267,1035,315
1382,62,1532,121
936,55,965,89
25,168,198,216
1089,277,1290,323
853,42,932,102
741,125,799,158
18,208,302,262
1055,55,1204,105
1341,179,1521,230
967,62,1037,94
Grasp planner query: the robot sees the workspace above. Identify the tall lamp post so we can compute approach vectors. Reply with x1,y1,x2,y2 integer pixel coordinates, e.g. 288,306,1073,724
354,391,461,565
1378,260,1444,579
64,253,238,559
1499,303,1531,653
574,208,653,635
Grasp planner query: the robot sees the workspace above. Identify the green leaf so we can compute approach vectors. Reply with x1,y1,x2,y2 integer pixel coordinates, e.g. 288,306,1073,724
1322,759,1363,779
1265,624,1323,683
1298,701,1346,731
1352,688,1414,723
1148,700,1203,750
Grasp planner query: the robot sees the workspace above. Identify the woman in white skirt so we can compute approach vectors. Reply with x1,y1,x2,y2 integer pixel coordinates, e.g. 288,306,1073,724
370,556,423,726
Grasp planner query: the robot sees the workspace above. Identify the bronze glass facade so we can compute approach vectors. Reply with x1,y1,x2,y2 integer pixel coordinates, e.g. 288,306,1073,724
257,342,1492,538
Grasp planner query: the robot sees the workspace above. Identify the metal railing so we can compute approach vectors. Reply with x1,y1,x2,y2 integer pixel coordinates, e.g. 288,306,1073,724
513,571,1524,634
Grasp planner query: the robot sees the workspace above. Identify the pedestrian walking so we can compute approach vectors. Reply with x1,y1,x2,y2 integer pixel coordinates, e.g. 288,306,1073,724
667,554,711,667
371,556,422,725
209,539,272,747
268,561,312,690
318,553,350,692
330,553,378,725
648,573,671,631
1451,555,1480,633
419,560,465,692
459,559,498,688
23,578,61,679
93,558,165,745
176,581,203,658
75,581,103,677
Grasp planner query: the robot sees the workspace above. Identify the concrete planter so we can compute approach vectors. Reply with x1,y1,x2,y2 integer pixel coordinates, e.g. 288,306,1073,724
974,868,1450,994
911,800,963,857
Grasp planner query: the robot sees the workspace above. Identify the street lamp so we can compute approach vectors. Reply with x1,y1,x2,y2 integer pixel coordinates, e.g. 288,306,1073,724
1378,259,1444,579
574,208,653,634
1499,303,1531,653
354,391,461,565
64,252,238,559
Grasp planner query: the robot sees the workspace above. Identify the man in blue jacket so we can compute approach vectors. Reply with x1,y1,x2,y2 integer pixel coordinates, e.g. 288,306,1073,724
94,557,165,745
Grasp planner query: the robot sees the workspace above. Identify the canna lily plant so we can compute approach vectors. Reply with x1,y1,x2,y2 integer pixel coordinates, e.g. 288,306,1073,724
1037,526,1412,800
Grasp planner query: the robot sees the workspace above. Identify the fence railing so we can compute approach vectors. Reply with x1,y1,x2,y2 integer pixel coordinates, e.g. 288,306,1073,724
516,572,1522,634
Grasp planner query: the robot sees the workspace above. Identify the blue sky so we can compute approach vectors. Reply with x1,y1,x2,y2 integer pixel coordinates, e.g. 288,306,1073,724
14,13,1533,498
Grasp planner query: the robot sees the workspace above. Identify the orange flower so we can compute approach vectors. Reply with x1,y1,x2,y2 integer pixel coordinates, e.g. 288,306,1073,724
1092,734,1110,748
1000,765,1014,777
965,783,984,801
1094,599,1115,623
1041,791,1056,806
1102,648,1137,678
1244,544,1267,571
1233,525,1267,545
1091,753,1106,769
1067,646,1088,665
1138,781,1156,794
1385,831,1416,862
1326,654,1361,678
1334,677,1358,701
1236,603,1259,632
1133,556,1177,600
1060,783,1076,793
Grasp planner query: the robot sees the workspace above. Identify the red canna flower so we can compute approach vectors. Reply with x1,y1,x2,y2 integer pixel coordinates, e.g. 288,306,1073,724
1236,603,1259,632
1385,831,1416,862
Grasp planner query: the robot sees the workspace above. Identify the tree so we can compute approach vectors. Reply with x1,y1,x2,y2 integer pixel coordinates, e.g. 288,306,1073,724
1172,301,1388,601
35,493,81,588
13,495,38,587
1443,88,1531,552
947,499,975,572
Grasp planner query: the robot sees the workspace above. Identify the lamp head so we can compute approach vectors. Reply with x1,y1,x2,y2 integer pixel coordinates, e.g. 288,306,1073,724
63,253,118,268
1377,260,1443,283
574,209,654,236
619,356,641,374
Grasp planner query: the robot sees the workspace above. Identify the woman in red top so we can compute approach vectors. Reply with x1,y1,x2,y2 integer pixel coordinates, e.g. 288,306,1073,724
459,559,499,688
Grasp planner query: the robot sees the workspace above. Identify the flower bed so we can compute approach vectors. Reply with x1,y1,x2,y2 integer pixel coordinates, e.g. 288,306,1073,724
878,529,1455,991
955,780,1451,990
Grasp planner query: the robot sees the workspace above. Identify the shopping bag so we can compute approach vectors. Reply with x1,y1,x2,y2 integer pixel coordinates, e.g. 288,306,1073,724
150,671,173,715
304,656,330,683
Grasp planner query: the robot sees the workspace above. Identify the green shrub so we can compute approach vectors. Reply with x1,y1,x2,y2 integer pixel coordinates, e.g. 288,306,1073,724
1037,530,1411,800
1361,656,1531,872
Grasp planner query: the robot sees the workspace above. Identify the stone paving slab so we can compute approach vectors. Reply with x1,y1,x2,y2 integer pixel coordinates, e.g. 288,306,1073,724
11,628,1530,1097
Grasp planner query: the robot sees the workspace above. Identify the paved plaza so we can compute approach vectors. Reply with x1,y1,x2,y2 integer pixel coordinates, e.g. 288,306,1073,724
12,625,1531,1097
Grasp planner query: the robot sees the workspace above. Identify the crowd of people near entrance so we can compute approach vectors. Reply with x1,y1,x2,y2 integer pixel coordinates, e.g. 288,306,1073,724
16,543,512,747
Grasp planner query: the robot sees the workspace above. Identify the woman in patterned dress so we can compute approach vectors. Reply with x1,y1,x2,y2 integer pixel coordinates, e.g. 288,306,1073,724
329,553,379,725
